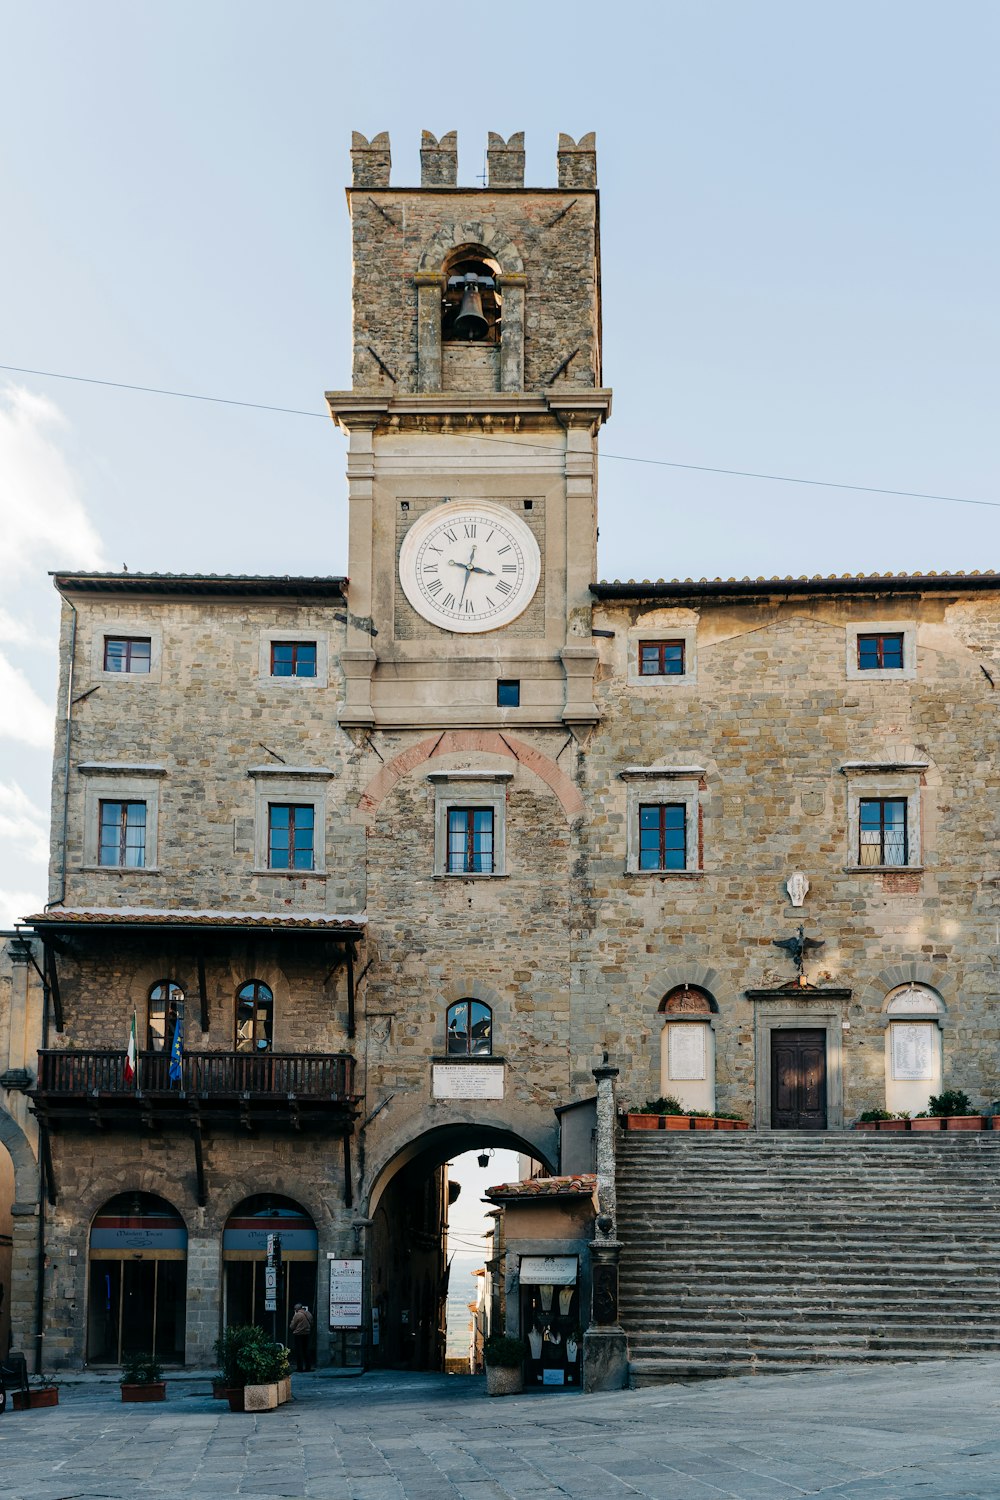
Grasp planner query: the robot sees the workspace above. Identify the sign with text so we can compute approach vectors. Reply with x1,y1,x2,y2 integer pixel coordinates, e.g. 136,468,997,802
432,1064,504,1100
519,1255,578,1286
328,1256,363,1329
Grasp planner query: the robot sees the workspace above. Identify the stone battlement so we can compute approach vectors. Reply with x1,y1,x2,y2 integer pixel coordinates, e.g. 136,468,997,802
350,129,597,190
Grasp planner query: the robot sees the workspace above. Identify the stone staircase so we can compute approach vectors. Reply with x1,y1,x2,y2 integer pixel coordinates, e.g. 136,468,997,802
616,1131,1000,1385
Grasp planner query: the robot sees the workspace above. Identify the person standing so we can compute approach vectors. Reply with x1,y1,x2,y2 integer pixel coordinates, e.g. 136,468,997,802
289,1303,314,1372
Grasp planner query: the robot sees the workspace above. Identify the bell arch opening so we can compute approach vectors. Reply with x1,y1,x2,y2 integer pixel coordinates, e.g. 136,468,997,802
365,1121,554,1373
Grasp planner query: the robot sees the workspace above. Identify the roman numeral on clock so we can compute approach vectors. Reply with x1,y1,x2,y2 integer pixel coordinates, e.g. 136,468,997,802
502,564,517,573
463,524,476,537
442,593,456,609
426,579,443,595
496,580,512,595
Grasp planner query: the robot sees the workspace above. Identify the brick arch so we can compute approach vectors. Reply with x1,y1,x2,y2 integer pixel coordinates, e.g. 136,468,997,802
860,964,951,1013
642,964,736,1012
357,731,584,823
417,221,525,276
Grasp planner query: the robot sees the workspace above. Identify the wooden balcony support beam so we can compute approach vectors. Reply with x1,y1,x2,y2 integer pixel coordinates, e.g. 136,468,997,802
197,955,209,1033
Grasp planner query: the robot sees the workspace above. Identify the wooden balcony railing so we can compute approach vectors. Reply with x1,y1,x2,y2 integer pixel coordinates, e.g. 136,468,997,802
36,1049,354,1099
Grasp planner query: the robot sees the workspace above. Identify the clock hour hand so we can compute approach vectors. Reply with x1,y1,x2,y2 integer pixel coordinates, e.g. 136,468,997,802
467,564,495,576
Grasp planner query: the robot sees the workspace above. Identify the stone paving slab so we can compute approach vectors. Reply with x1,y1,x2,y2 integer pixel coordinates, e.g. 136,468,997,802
4,1360,1000,1499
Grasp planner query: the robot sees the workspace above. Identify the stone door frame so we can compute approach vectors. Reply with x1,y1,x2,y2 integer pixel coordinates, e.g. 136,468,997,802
753,1006,844,1130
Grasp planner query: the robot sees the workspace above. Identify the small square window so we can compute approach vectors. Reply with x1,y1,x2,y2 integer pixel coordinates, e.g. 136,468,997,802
268,803,315,870
497,679,520,707
104,637,151,674
859,797,908,866
447,808,494,874
857,633,904,671
98,800,147,867
270,641,317,678
638,803,687,871
638,640,685,677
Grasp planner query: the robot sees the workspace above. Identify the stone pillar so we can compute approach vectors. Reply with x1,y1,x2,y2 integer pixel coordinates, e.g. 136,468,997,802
420,130,457,186
557,132,597,190
498,274,526,392
487,131,525,187
351,131,391,188
184,1235,221,1367
9,1202,39,1364
583,1060,628,1391
416,272,444,392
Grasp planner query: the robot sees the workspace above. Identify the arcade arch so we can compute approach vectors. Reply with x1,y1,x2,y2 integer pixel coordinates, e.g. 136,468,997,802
87,1192,187,1364
365,1121,554,1372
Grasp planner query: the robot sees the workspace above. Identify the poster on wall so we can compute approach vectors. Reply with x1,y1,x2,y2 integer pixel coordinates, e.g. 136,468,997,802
891,1022,935,1082
328,1256,363,1329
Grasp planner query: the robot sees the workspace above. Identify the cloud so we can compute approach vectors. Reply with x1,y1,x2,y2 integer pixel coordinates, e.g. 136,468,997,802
0,886,45,929
0,384,105,582
0,781,49,865
0,652,53,748
0,606,35,645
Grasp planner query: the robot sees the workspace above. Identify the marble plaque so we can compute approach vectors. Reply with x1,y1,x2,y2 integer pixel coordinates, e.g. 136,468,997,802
668,1024,707,1081
891,1022,935,1081
432,1063,504,1099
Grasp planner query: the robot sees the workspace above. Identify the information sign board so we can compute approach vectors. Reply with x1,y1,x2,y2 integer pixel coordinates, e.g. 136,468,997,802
328,1255,363,1329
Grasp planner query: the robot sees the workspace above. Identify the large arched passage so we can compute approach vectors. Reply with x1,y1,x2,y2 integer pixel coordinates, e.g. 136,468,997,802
365,1122,555,1373
0,1106,39,1360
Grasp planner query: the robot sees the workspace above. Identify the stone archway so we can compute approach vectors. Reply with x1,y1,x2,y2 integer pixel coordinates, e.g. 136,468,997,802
0,1107,39,1358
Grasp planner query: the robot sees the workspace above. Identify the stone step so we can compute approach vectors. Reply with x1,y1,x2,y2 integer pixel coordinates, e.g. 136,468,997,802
626,1349,987,1386
626,1329,1000,1353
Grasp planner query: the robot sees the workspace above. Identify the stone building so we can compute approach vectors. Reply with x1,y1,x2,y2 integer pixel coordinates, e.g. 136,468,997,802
1,128,999,1381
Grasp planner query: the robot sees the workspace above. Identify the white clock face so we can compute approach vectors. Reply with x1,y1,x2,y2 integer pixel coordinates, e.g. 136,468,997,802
398,501,541,634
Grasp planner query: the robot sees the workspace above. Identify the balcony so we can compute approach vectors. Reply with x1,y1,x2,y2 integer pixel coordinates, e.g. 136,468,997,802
32,1048,357,1132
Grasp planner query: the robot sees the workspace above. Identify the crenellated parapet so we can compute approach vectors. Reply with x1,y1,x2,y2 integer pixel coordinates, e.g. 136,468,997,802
420,129,458,186
351,129,391,187
557,132,597,189
487,131,525,187
351,130,597,189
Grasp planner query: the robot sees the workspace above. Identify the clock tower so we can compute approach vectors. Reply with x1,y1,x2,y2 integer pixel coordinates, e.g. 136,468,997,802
326,129,611,733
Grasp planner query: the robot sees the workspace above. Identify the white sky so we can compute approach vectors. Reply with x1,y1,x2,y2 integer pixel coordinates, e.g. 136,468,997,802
0,1,997,918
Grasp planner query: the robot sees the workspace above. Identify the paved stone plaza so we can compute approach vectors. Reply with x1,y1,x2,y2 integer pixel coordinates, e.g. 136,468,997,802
3,1360,1000,1500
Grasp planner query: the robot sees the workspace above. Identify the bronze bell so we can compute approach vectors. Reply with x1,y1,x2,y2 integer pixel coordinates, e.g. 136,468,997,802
453,280,489,340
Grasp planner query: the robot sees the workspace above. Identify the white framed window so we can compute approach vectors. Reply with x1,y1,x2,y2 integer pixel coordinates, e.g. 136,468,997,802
841,761,925,871
79,765,165,870
91,623,163,683
621,767,704,875
428,770,512,877
627,623,697,687
248,766,333,875
259,630,329,687
845,621,916,682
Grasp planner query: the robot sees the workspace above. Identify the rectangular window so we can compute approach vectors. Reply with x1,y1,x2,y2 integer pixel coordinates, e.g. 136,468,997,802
638,640,685,677
447,808,494,874
859,798,908,866
857,632,904,671
268,803,315,870
103,637,151,674
638,803,686,871
497,679,520,707
270,641,317,678
98,800,147,867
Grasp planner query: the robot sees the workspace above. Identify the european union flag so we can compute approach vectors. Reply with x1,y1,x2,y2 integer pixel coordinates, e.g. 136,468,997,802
168,1016,183,1086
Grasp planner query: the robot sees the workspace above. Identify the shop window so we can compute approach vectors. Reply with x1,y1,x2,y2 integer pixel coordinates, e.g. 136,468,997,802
87,1193,187,1364
236,980,273,1053
223,1195,318,1338
446,999,493,1056
148,980,184,1053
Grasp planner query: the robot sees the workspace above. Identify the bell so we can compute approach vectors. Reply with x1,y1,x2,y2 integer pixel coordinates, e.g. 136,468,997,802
453,281,489,340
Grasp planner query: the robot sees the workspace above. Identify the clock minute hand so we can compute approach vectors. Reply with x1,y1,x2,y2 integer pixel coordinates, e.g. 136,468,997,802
457,544,476,607
467,564,495,576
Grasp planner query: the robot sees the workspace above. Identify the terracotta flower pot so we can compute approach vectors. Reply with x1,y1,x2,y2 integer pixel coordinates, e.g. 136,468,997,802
226,1386,246,1412
877,1119,909,1131
12,1387,59,1410
910,1117,944,1131
691,1117,716,1130
624,1113,661,1130
121,1381,166,1402
732,1120,750,1130
945,1116,987,1130
854,1121,878,1130
212,1379,228,1399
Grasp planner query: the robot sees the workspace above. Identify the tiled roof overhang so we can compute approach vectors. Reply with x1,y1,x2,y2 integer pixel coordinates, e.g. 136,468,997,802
23,907,366,938
592,571,1000,602
52,572,347,600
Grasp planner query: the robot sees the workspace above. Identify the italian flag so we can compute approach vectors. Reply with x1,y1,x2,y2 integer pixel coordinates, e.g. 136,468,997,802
124,1012,138,1087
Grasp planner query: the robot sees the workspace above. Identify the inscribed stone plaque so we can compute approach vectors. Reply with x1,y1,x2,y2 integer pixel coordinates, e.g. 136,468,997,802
891,1022,935,1081
668,1024,707,1081
432,1064,504,1099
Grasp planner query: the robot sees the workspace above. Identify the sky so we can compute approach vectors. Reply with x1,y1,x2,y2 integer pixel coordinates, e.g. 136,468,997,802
0,1,997,922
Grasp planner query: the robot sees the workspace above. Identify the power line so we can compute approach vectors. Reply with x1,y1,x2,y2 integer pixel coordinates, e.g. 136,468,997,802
2,360,996,512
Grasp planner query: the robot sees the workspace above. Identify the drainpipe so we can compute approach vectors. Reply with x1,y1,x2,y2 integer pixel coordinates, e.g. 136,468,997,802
47,597,77,911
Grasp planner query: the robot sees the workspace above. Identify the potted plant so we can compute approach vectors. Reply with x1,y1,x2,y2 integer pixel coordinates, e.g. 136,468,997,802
928,1089,986,1130
11,1374,59,1410
687,1109,717,1131
483,1333,527,1397
713,1112,749,1131
623,1096,690,1130
215,1324,291,1412
120,1352,166,1402
855,1109,894,1131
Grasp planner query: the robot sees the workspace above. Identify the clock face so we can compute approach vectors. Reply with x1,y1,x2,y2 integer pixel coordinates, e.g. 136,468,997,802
398,501,541,634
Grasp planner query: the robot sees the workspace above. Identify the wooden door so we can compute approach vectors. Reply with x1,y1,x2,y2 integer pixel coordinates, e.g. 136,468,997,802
771,1029,827,1129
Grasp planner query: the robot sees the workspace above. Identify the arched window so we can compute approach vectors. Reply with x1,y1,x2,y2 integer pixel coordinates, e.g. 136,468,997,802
148,980,184,1052
88,1192,187,1364
236,981,273,1053
447,999,492,1056
442,248,502,344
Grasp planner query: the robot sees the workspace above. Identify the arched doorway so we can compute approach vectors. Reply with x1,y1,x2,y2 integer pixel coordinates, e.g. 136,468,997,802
366,1122,553,1373
87,1192,187,1363
222,1196,318,1338
0,1137,13,1357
